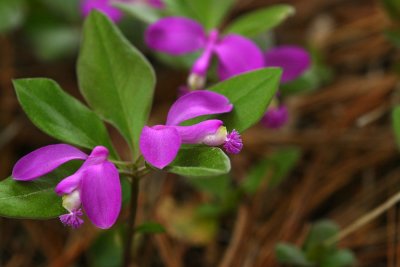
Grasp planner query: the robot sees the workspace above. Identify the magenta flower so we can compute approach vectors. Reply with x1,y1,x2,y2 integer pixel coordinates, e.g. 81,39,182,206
12,144,121,229
139,91,243,169
145,17,265,87
265,45,311,84
262,45,311,129
81,0,164,22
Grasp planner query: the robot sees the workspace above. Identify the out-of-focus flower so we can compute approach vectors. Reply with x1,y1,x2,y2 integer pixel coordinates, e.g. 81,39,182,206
263,45,311,129
139,91,243,169
12,144,121,229
145,17,264,88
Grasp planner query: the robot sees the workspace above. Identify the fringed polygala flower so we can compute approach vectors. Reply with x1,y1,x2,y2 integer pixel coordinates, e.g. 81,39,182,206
12,144,121,229
262,45,311,128
81,0,164,22
139,91,243,169
145,17,265,89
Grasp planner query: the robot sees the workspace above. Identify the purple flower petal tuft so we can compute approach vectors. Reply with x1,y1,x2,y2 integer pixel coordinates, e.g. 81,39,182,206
166,90,232,126
215,34,265,80
12,144,87,181
59,209,84,229
223,130,243,154
145,17,207,55
139,126,182,169
265,45,311,83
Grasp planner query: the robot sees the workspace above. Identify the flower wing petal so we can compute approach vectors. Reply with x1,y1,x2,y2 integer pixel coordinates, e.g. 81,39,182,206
139,126,181,169
265,45,311,83
174,120,223,144
80,162,121,229
214,34,265,80
166,90,232,126
12,144,88,181
145,17,207,55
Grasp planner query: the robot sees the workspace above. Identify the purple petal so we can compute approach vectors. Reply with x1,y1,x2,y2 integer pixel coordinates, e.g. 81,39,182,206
265,45,311,83
215,34,265,80
191,30,219,76
80,161,121,229
81,0,123,22
55,170,84,195
262,105,289,129
145,17,207,55
55,146,110,195
174,120,223,144
166,90,233,126
139,126,181,169
12,144,87,181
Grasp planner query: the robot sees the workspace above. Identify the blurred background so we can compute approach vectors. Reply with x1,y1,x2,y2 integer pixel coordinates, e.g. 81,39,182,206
1,0,400,266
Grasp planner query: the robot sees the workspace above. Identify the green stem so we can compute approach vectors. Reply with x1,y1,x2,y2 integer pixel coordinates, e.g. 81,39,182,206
123,176,140,266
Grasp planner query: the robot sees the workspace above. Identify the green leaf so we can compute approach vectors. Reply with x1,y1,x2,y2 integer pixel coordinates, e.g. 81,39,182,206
226,5,295,37
77,11,155,157
136,222,166,234
304,220,339,261
209,68,282,132
321,249,355,267
115,2,163,24
392,106,400,148
164,0,235,29
0,0,26,33
0,162,80,219
166,147,231,177
13,78,117,158
275,243,314,267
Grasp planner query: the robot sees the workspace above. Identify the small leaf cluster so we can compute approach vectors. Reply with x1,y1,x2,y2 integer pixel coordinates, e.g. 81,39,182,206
275,221,356,267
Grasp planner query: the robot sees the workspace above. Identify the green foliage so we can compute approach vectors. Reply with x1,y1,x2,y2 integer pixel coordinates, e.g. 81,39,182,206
0,0,26,33
275,220,355,267
276,243,314,267
209,68,282,132
241,147,301,194
115,2,163,24
382,0,400,21
163,0,235,29
166,147,231,177
77,11,155,157
385,29,400,48
136,222,166,234
14,78,117,157
89,229,123,267
0,162,80,219
186,175,230,199
226,4,295,37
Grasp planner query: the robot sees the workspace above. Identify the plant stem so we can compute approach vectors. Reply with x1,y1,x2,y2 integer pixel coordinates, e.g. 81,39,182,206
123,176,140,267
326,190,400,245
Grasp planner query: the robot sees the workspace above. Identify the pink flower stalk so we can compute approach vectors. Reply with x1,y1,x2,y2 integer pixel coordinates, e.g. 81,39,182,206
12,144,121,229
145,17,265,88
139,91,243,169
81,0,164,22
262,45,311,129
